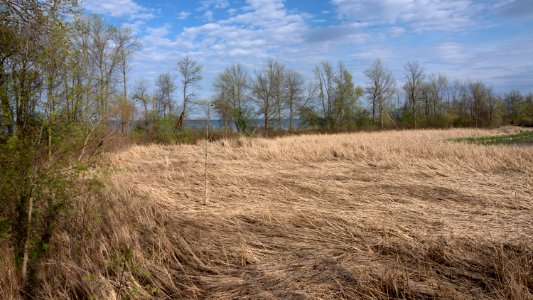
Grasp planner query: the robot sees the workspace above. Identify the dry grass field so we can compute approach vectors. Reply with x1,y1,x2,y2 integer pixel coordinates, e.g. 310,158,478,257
3,127,533,299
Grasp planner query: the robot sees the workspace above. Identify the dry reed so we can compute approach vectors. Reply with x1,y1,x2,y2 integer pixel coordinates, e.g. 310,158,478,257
2,127,532,299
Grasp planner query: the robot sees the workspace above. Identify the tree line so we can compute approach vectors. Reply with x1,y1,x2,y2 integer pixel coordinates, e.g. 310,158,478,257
2,2,533,146
210,59,533,132
128,57,533,136
131,56,533,136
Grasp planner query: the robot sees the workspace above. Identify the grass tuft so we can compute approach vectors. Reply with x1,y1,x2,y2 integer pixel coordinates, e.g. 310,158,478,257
449,130,533,145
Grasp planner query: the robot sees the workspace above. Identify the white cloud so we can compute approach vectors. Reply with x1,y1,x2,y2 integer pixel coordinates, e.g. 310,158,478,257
203,10,214,21
121,20,145,35
198,0,230,11
83,0,154,20
436,42,469,63
130,0,334,98
495,0,533,19
143,26,176,48
459,38,533,92
172,0,311,60
125,0,533,101
178,11,191,20
132,25,180,82
389,26,405,36
330,0,477,31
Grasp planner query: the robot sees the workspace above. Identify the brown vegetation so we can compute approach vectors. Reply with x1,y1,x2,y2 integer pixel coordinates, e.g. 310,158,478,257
2,128,533,299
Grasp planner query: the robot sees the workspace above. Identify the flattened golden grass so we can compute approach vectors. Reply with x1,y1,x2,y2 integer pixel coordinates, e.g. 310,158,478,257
14,127,533,299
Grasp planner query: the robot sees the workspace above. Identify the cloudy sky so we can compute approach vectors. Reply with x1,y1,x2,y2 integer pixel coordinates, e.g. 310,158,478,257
82,0,533,97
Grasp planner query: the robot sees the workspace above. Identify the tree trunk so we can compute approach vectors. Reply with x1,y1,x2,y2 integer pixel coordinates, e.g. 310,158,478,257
182,85,187,122
99,61,105,122
122,59,127,100
277,98,281,130
264,100,269,135
372,96,376,125
289,104,293,132
0,64,14,134
21,195,34,284
379,100,384,128
412,91,417,128
143,102,148,132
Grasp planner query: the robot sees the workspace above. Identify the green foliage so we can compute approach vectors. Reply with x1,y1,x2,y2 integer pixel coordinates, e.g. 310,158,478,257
176,128,198,144
0,130,88,286
400,107,416,128
153,117,178,144
449,131,533,145
516,98,533,126
233,107,253,132
0,216,11,241
151,118,202,144
298,106,323,129
144,117,240,144
353,107,373,128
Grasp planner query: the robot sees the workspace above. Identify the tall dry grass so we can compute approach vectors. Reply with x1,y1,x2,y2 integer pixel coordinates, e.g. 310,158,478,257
2,127,532,299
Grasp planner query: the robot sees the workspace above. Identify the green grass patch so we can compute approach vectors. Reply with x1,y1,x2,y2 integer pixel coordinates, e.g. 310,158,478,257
449,130,533,145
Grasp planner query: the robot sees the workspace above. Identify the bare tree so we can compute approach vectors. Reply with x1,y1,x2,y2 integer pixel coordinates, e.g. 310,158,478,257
43,17,70,160
213,91,232,133
132,79,151,131
420,81,433,126
154,73,176,118
364,59,396,128
283,69,305,131
487,90,498,127
424,73,449,125
503,90,523,124
266,59,285,129
114,26,141,101
115,96,135,134
314,62,335,129
403,61,424,128
213,63,250,132
70,16,95,126
89,15,121,123
468,80,491,128
252,61,278,132
177,56,203,125
333,63,361,129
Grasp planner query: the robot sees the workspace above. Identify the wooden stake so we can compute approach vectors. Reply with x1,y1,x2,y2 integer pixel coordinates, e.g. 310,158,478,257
204,104,211,205
22,196,34,284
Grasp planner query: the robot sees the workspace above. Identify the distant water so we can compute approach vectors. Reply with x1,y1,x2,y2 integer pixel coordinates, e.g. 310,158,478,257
184,119,302,131
116,119,303,132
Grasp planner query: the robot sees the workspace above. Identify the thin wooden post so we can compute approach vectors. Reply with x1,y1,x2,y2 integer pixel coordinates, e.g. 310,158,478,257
204,104,211,205
22,196,34,283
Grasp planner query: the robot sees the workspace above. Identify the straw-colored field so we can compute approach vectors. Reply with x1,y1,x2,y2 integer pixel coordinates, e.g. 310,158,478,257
6,128,532,299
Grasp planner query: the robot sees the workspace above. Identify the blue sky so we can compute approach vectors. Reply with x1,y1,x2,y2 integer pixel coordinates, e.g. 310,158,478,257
82,0,533,98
